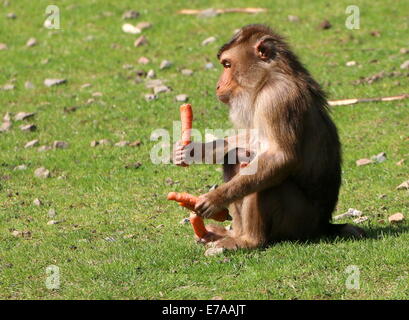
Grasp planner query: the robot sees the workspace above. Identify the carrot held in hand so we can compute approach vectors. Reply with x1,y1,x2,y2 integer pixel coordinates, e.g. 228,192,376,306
179,104,193,167
180,103,193,146
167,192,229,238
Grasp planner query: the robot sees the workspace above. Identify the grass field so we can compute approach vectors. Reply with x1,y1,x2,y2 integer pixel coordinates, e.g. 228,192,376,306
0,0,408,300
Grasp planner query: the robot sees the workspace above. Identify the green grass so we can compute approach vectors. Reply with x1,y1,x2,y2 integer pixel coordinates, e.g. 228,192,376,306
0,0,408,300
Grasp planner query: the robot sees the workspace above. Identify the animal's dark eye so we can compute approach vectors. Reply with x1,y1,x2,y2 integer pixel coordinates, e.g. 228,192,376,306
222,60,231,68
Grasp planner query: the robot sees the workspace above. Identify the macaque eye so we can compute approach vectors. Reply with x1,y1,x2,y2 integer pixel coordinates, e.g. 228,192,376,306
222,60,231,68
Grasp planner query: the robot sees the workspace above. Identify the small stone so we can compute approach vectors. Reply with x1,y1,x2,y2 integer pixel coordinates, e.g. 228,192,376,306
24,139,39,148
24,81,35,89
396,180,409,190
334,208,362,220
138,56,150,65
48,208,56,218
6,12,16,19
122,23,141,34
122,10,140,20
11,230,21,237
288,15,300,23
47,220,60,225
99,139,113,146
396,159,405,166
202,36,216,46
15,112,35,121
14,164,28,171
399,48,409,54
353,216,368,224
0,43,8,50
145,93,157,102
20,124,36,132
153,85,171,95
400,60,409,69
346,61,357,67
2,83,15,90
129,140,141,147
26,37,37,47
115,140,129,147
205,62,214,70
146,69,156,79
175,94,188,102
38,145,51,152
135,22,152,30
3,112,12,122
180,217,190,225
181,69,193,76
159,60,172,70
388,213,405,223
371,152,387,163
90,140,99,147
0,121,12,132
53,141,69,149
44,78,67,87
134,35,147,47
356,158,373,166
34,167,50,178
319,19,332,30
33,198,42,206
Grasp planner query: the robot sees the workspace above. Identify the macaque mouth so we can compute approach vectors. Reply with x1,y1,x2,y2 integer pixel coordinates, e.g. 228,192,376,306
217,94,230,104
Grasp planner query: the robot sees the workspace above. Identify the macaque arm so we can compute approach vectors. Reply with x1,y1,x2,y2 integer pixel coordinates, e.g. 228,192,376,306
208,149,296,205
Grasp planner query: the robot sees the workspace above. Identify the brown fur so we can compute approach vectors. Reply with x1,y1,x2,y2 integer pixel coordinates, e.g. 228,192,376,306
176,24,365,252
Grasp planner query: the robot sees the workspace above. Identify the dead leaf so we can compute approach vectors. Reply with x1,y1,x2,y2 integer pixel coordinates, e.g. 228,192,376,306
388,213,405,223
396,180,409,190
356,158,373,166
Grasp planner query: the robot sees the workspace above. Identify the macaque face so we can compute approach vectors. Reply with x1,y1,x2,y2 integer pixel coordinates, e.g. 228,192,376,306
216,37,277,105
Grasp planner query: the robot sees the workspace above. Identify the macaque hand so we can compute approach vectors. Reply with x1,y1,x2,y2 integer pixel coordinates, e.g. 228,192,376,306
173,141,203,166
194,193,225,219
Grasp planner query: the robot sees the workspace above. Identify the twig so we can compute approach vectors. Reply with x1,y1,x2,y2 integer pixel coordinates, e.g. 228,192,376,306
328,94,409,106
178,8,267,15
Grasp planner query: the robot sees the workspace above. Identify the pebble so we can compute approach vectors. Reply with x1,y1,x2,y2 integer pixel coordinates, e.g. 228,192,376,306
175,94,188,102
15,112,35,121
153,85,171,95
144,93,157,101
26,37,37,47
6,12,16,19
34,167,50,178
138,56,150,65
44,78,67,87
53,141,69,149
400,60,409,69
122,23,141,34
134,35,147,47
20,124,36,132
346,61,357,67
14,164,28,171
146,69,156,79
160,60,172,70
202,36,216,46
24,139,39,148
0,121,12,132
181,69,193,76
33,198,42,206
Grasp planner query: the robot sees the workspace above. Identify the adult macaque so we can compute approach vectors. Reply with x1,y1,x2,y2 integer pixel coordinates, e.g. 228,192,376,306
173,24,364,253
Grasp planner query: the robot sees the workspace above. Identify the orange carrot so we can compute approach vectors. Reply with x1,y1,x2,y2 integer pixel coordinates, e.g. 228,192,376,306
189,213,208,238
180,103,193,146
167,192,229,222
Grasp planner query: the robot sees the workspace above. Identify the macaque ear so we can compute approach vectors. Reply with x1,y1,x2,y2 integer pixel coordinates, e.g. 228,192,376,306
255,36,277,61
